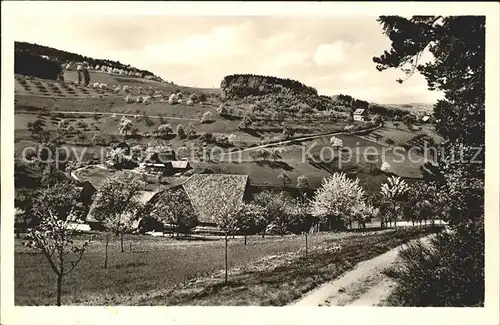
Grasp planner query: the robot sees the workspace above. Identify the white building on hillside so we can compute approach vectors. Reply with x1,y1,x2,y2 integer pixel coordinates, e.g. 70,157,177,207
353,109,368,121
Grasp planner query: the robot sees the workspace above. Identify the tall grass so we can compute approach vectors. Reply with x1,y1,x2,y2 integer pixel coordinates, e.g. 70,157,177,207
383,223,484,306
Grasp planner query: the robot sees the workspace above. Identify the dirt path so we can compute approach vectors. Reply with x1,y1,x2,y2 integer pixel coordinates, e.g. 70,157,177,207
291,235,434,307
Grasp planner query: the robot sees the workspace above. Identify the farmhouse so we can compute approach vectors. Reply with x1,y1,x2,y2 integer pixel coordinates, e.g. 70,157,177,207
146,174,251,229
166,160,192,175
142,149,182,174
85,190,157,230
353,109,368,121
144,149,177,163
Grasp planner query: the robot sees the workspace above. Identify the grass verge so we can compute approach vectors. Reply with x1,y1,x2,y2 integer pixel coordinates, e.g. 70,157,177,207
134,226,442,306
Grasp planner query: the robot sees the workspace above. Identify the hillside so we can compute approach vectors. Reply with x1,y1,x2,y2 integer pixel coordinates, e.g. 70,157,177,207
220,74,355,121
219,74,432,122
14,42,441,194
382,103,434,114
15,41,431,120
15,41,158,79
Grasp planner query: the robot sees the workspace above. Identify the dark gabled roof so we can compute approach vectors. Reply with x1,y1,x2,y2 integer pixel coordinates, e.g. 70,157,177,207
144,150,177,164
86,190,157,223
146,174,249,224
182,174,249,223
115,141,130,149
353,109,367,115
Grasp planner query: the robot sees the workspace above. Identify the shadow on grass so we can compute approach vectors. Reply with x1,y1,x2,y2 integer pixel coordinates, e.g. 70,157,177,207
221,115,241,121
256,160,294,171
242,128,262,138
171,236,221,242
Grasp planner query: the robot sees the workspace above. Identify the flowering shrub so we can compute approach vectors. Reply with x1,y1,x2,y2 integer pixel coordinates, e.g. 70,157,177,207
118,117,134,136
156,124,173,138
330,136,343,148
57,119,75,135
311,172,366,230
201,111,214,124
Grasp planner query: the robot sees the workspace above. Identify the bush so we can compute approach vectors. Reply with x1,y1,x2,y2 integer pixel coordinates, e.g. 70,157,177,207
156,124,173,138
238,115,252,130
186,123,197,139
176,124,187,139
91,132,111,146
384,224,484,307
200,132,215,143
201,111,214,124
189,93,198,103
217,104,228,116
198,93,207,102
282,125,294,138
76,121,88,129
215,135,233,148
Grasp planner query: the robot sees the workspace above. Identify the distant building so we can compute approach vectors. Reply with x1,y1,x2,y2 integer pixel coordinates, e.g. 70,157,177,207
142,149,184,175
421,115,431,123
166,160,191,175
353,109,368,121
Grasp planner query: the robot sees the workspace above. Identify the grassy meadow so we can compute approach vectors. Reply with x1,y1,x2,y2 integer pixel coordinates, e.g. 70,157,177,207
15,226,442,306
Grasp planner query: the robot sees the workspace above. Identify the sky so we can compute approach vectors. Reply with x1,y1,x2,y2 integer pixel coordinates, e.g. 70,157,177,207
12,15,443,104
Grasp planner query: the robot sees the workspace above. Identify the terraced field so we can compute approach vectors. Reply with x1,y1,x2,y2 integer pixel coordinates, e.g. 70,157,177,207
15,74,116,99
364,127,418,146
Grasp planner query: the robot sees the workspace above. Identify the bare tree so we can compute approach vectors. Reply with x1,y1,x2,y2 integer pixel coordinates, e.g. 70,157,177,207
24,183,91,306
212,200,241,284
277,171,291,187
91,174,145,267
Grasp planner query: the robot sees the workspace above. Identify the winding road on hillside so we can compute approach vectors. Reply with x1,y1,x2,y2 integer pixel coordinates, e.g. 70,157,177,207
218,126,381,156
291,234,435,306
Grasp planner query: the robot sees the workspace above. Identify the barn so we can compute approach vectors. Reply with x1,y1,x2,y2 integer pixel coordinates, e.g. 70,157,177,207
145,174,251,232
85,190,157,231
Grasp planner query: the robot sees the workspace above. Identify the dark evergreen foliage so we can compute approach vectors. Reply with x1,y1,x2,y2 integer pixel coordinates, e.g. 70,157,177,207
15,41,155,77
374,15,485,307
15,50,62,80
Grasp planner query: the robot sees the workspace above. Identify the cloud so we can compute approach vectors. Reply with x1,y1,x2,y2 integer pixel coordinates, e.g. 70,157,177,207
11,15,443,104
314,41,353,67
340,70,370,83
142,24,250,65
265,32,296,47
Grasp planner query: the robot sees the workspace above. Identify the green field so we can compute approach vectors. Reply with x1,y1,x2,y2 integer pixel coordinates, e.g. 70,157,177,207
14,226,441,306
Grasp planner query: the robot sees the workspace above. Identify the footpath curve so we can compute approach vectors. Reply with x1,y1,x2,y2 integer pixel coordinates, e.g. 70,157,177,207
291,234,435,307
